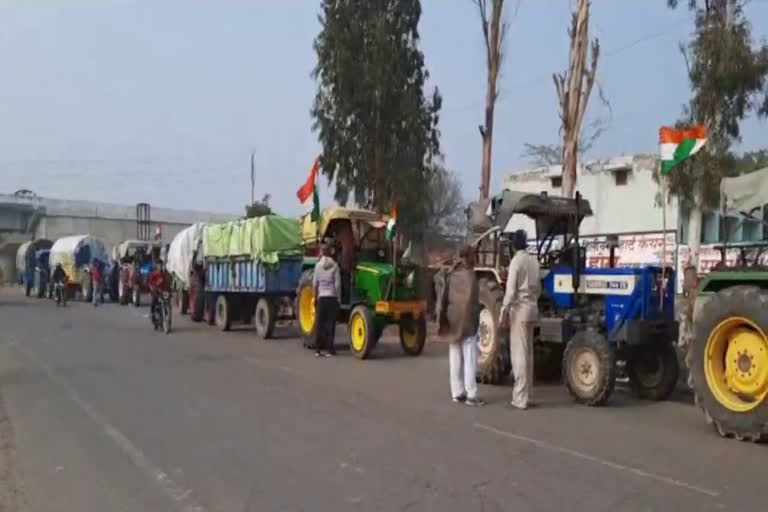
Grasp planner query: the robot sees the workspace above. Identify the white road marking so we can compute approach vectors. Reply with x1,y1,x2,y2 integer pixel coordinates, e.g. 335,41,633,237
474,422,720,498
8,340,208,512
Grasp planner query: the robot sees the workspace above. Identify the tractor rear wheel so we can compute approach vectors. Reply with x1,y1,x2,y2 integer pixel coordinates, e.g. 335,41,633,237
476,278,510,384
215,294,231,331
349,305,377,359
627,342,679,401
399,314,426,356
563,331,616,406
689,286,768,442
296,269,317,349
254,297,276,339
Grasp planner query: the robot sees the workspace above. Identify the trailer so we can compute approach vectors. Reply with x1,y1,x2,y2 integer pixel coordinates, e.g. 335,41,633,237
200,215,303,338
166,222,207,317
49,235,110,301
15,239,53,296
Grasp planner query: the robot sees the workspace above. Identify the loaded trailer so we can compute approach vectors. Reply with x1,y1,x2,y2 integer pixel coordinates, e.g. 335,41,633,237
198,215,304,338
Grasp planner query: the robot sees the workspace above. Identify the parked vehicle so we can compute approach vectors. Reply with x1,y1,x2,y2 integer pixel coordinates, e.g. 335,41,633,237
115,239,163,307
295,207,427,359
197,216,303,338
48,235,111,301
465,190,679,406
166,223,207,317
15,238,53,296
688,167,768,441
152,290,173,334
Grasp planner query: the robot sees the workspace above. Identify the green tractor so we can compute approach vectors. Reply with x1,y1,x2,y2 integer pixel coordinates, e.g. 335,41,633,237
295,207,427,359
688,167,768,441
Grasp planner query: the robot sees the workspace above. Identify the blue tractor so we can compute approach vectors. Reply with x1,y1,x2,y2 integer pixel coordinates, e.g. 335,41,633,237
468,190,679,405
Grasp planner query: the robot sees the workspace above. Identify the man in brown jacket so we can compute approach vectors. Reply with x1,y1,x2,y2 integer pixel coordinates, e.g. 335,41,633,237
439,246,484,406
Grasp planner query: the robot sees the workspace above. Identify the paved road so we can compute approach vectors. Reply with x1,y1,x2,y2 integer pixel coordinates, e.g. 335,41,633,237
0,288,765,512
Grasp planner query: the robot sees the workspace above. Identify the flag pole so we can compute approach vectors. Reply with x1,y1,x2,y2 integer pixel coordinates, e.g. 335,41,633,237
660,171,668,310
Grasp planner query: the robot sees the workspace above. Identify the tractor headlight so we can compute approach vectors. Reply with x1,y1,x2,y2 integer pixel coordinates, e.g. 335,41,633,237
405,270,416,289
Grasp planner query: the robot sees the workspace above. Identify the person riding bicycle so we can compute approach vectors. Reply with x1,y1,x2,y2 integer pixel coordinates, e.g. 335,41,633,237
52,263,68,285
148,260,172,320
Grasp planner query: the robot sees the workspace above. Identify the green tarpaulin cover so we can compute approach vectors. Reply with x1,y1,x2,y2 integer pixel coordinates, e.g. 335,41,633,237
203,215,301,264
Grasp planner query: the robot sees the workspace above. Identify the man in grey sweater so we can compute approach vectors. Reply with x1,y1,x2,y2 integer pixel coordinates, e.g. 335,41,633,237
313,243,341,357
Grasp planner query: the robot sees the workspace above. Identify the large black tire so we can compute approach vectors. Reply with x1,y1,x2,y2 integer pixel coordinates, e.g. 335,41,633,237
689,286,768,442
180,290,190,315
254,297,276,339
399,314,426,356
349,305,377,360
295,269,317,349
627,342,679,401
563,331,616,406
476,278,510,384
215,294,231,331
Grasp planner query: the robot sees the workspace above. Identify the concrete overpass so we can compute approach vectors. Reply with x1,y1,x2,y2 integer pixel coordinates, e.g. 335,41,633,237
0,190,235,282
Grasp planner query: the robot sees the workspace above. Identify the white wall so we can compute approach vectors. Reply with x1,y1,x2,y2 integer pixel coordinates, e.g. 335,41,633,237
503,155,678,238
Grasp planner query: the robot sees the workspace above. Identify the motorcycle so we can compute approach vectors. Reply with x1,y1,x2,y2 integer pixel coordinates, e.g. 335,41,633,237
151,290,172,334
54,280,68,307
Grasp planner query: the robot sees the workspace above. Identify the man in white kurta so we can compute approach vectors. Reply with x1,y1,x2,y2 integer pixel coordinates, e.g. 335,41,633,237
500,230,541,409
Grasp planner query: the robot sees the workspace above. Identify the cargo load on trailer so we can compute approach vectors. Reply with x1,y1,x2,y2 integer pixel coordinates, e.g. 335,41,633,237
49,235,110,302
16,238,53,297
197,215,303,338
166,222,207,316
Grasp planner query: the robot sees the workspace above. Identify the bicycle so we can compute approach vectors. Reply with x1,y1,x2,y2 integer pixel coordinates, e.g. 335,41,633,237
151,290,172,334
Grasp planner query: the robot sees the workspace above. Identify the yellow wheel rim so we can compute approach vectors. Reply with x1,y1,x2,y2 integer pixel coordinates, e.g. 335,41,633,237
298,286,315,334
705,316,768,412
350,313,366,352
402,326,418,349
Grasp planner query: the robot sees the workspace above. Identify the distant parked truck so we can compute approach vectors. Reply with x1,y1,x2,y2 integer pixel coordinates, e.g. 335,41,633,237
115,239,163,306
49,235,111,301
166,223,207,317
198,216,303,338
15,238,53,296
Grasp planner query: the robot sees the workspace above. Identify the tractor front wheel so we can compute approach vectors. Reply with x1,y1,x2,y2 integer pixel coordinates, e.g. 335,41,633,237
563,331,616,406
349,305,377,360
476,278,510,384
626,343,679,401
296,270,317,349
399,314,426,356
689,286,768,441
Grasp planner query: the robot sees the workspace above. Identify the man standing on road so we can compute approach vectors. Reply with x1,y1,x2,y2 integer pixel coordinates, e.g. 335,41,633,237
500,230,540,410
90,260,103,307
441,246,484,406
313,242,340,357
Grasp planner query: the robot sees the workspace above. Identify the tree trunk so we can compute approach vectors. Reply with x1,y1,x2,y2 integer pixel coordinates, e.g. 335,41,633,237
680,185,704,349
561,134,579,198
480,86,496,199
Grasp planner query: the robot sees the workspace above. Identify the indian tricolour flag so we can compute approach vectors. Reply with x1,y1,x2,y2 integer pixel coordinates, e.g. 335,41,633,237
386,203,397,241
659,125,708,175
296,155,320,221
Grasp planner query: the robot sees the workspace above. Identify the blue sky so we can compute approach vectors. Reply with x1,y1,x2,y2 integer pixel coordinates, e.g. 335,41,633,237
1,0,766,216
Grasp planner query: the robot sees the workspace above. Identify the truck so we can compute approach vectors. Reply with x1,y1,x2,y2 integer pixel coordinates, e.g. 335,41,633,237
198,215,303,338
687,166,768,441
49,235,111,301
466,190,680,405
15,238,53,297
166,222,206,317
295,207,427,359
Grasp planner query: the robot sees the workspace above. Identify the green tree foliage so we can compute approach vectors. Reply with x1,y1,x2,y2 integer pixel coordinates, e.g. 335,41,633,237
423,164,466,241
311,0,442,237
665,0,768,209
245,194,273,218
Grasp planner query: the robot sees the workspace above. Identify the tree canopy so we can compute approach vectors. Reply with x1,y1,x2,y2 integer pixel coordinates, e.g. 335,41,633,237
245,194,273,218
311,0,442,237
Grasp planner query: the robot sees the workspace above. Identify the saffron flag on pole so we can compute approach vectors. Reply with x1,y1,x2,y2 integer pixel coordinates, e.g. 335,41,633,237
386,203,397,241
659,125,708,175
297,155,321,221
